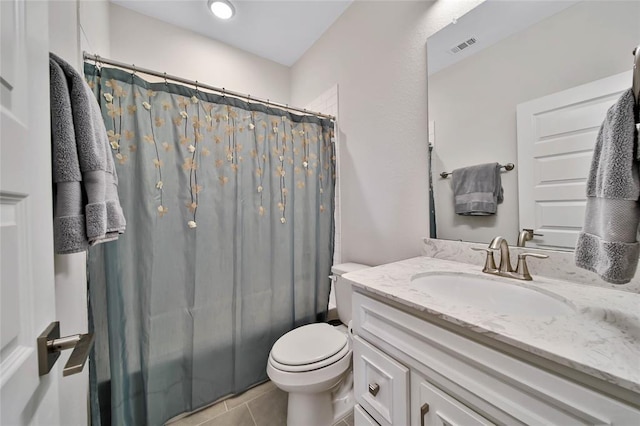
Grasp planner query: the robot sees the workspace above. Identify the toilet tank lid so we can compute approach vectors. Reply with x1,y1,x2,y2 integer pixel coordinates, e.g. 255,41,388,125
331,263,370,276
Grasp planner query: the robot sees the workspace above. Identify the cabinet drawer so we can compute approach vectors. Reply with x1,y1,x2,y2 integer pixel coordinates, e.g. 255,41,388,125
354,404,380,426
353,335,409,426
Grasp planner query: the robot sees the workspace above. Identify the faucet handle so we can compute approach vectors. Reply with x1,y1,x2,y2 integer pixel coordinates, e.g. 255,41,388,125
519,252,548,259
471,247,493,253
471,247,497,272
515,252,549,280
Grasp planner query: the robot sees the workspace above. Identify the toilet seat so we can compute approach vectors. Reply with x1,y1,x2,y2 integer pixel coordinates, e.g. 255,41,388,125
270,323,349,373
270,343,350,372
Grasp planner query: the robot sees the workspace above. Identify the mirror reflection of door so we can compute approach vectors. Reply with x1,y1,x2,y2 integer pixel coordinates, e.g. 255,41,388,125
426,0,640,250
516,72,630,251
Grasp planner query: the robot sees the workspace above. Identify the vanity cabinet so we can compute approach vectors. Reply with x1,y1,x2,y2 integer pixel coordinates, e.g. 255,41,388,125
352,290,640,426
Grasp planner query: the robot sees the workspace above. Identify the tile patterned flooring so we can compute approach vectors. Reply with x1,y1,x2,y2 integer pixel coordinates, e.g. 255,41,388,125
167,381,354,426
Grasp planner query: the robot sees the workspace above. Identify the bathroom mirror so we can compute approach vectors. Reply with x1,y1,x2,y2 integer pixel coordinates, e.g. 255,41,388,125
427,0,640,250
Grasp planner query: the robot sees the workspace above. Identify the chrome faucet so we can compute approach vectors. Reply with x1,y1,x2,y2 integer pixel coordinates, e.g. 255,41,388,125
473,236,548,281
489,236,513,272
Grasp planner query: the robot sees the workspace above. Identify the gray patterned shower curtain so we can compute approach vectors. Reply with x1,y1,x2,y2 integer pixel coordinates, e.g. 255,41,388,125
85,64,335,426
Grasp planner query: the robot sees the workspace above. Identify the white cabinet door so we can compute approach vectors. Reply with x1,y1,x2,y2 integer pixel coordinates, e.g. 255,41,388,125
516,71,631,250
415,375,494,426
1,0,61,424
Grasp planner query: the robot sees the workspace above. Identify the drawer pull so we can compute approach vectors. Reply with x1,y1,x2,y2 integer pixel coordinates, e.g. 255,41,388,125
368,383,380,397
420,403,430,426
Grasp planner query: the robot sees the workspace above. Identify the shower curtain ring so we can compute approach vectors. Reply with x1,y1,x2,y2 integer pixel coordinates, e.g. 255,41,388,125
195,81,199,93
222,88,226,98
164,72,168,86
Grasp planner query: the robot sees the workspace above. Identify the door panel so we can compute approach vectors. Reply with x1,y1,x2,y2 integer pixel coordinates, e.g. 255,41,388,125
0,0,60,424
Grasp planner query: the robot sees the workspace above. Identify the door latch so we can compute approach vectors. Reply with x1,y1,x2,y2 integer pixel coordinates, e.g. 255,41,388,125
37,322,95,376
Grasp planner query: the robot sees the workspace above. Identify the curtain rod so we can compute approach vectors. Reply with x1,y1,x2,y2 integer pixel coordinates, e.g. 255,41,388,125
83,52,336,121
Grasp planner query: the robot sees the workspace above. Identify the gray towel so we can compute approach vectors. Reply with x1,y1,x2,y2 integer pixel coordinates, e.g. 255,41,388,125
49,53,126,253
451,162,504,215
575,89,639,284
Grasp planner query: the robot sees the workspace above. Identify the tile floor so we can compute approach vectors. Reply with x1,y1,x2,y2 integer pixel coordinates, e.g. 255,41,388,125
167,380,354,426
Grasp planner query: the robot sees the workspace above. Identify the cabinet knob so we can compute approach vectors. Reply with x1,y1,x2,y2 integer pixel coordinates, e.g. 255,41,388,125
368,383,380,397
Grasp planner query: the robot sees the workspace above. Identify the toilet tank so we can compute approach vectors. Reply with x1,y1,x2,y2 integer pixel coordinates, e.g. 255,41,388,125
331,263,370,325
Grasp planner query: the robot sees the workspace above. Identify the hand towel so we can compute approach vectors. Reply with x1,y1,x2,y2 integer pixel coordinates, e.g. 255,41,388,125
49,53,126,253
575,89,640,284
451,162,504,216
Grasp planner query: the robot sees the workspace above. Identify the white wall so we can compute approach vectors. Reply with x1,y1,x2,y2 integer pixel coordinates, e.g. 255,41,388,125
49,1,112,424
80,0,111,58
291,0,483,266
429,0,640,245
108,4,291,104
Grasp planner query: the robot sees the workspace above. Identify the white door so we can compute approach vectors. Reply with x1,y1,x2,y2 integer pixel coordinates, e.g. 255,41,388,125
1,0,61,424
516,71,631,250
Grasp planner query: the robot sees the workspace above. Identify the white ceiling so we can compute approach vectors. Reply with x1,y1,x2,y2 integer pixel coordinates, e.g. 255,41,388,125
110,0,353,67
427,0,580,75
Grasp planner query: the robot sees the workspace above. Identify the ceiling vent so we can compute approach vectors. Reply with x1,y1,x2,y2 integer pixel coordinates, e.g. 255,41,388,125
449,37,477,54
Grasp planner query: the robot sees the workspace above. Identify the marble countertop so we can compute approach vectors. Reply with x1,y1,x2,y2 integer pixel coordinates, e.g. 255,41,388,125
345,256,640,394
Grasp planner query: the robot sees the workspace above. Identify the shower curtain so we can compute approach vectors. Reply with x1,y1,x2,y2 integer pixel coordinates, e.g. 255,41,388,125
84,64,335,426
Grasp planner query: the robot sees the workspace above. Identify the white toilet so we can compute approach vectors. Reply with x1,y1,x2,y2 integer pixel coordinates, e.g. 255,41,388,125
267,263,370,426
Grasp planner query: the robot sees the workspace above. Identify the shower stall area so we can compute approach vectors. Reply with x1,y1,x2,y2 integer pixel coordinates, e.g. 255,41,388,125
84,52,337,425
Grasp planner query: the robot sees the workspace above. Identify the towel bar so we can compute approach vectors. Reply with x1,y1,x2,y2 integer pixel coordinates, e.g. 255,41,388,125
440,163,514,179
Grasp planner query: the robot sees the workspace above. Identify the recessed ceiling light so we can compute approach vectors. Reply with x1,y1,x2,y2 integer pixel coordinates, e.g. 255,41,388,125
208,0,235,20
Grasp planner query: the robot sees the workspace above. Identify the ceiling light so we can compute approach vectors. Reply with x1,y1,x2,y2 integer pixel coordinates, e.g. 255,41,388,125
208,0,235,20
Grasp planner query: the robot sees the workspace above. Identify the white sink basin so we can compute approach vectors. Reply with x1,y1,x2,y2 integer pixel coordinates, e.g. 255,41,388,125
411,273,574,317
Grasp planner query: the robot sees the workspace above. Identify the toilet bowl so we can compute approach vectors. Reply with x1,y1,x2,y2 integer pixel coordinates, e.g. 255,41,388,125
267,263,370,426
